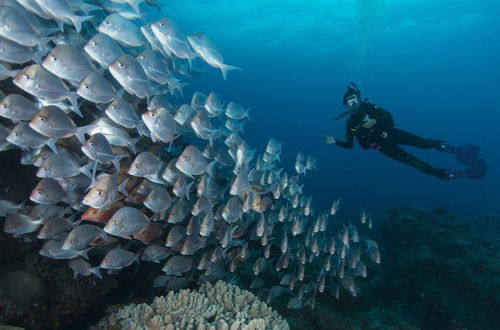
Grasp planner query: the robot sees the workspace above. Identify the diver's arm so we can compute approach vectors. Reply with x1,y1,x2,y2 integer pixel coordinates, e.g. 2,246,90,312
333,131,355,149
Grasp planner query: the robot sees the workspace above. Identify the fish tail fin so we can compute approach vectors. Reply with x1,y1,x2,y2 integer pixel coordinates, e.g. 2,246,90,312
74,124,90,144
220,64,242,81
90,267,102,279
128,0,142,16
112,155,125,172
80,161,95,179
71,15,93,34
185,182,194,200
187,52,198,71
88,161,99,191
117,178,129,196
137,121,150,137
128,137,141,154
69,93,82,117
45,138,59,154
79,247,93,260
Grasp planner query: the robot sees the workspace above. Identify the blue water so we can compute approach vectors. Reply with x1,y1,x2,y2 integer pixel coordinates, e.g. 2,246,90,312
149,0,500,220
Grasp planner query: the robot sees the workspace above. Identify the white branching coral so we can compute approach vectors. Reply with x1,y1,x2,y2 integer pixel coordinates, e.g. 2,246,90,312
95,281,289,330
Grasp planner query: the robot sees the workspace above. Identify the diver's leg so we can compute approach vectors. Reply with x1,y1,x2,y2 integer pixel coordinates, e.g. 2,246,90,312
389,128,443,150
379,145,450,179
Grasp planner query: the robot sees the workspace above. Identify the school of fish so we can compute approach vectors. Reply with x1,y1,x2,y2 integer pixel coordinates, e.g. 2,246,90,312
0,0,381,310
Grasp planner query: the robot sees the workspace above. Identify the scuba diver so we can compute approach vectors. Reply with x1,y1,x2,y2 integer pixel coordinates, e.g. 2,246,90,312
326,83,487,180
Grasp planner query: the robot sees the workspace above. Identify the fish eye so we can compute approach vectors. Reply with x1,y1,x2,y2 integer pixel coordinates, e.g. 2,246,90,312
118,62,124,67
135,164,140,168
43,167,48,171
13,132,18,136
160,23,165,27
97,190,103,196
112,105,117,110
91,210,97,214
139,56,145,60
90,142,94,146
105,21,110,25
1,104,6,108
84,84,89,89
37,189,43,195
105,258,110,263
92,41,97,46
24,74,30,80
39,117,45,122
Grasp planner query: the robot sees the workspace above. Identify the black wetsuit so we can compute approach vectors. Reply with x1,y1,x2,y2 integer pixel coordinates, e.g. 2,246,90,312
335,102,448,179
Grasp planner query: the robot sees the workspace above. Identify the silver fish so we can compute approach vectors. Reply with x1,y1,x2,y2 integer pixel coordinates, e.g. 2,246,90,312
136,49,171,85
141,23,167,55
105,98,141,130
0,94,39,122
191,110,218,146
33,0,92,33
0,5,49,49
37,216,80,240
140,245,173,263
84,33,124,68
83,173,128,209
30,178,67,204
142,106,176,144
173,104,195,126
165,225,186,247
104,206,150,239
4,213,44,236
81,133,123,172
204,91,223,117
187,33,241,80
53,28,87,48
36,153,89,179
109,54,150,99
0,35,42,64
144,184,172,213
161,157,180,183
30,106,87,143
62,224,103,250
77,72,119,104
100,247,138,270
151,18,197,67
128,151,163,182
172,174,193,200
225,102,250,120
175,145,207,177
167,200,190,224
162,255,192,276
222,196,242,223
40,237,91,260
98,13,144,47
42,44,96,85
13,64,80,117
88,117,140,154
0,199,25,217
68,257,102,279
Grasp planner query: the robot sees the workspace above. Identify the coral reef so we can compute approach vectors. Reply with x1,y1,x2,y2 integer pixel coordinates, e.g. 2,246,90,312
0,270,45,305
0,230,118,329
94,280,289,330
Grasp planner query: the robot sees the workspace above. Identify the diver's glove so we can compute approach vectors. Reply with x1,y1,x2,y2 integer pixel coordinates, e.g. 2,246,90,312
362,115,377,129
325,135,336,144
